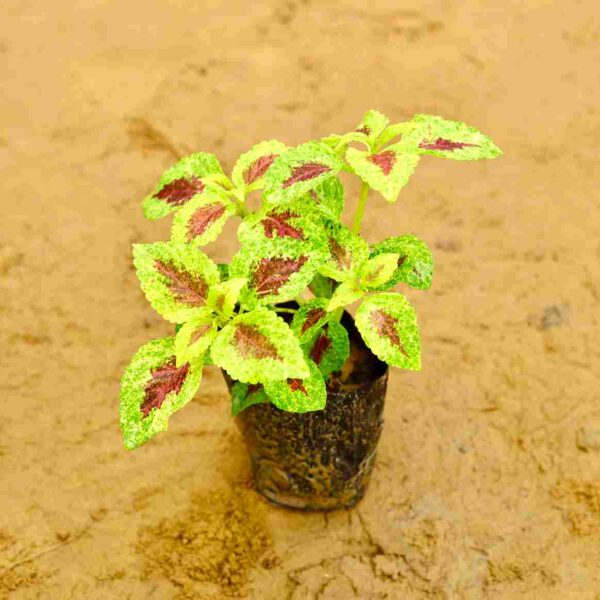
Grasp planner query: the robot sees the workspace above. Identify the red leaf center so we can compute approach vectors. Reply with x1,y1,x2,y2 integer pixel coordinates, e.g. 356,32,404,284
261,210,305,240
187,203,226,240
282,162,331,189
368,151,396,176
234,324,280,360
288,379,308,394
251,256,308,297
141,358,189,417
155,260,208,306
371,309,409,357
419,138,478,151
155,177,205,206
302,308,326,334
243,154,278,185
310,332,332,365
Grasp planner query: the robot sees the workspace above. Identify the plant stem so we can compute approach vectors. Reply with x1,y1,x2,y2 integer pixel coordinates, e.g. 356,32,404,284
274,307,297,314
352,182,370,234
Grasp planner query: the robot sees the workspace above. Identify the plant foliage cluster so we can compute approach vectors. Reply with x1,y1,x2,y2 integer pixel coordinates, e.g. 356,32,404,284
119,110,501,449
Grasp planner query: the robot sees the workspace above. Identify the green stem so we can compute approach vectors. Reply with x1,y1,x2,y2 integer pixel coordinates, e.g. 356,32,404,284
274,307,297,314
352,182,370,234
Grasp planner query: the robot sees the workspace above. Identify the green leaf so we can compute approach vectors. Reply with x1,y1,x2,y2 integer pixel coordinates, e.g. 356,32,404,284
309,272,335,299
359,252,400,290
207,277,246,321
346,146,420,203
230,237,327,309
174,308,217,367
302,176,345,222
132,241,220,323
369,235,434,290
355,293,421,370
302,321,350,378
376,122,414,149
231,140,288,191
210,307,309,384
171,190,236,248
119,337,203,450
142,153,226,220
264,142,345,205
327,280,365,311
356,109,390,142
399,114,503,160
319,223,369,282
264,359,326,413
291,298,331,341
231,382,269,416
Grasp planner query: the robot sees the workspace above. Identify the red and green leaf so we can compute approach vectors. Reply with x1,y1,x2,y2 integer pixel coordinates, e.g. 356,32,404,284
119,337,203,449
369,235,434,290
142,152,226,220
210,307,309,384
346,146,420,203
399,114,503,160
237,195,327,248
318,223,369,282
231,140,288,190
355,109,390,143
264,359,326,413
230,238,327,309
133,241,220,323
171,190,235,248
291,299,331,341
355,293,421,370
174,308,217,367
263,142,345,205
230,382,269,416
302,321,350,378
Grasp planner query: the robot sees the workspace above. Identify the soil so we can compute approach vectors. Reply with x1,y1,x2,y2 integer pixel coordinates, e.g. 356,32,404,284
2,1,600,598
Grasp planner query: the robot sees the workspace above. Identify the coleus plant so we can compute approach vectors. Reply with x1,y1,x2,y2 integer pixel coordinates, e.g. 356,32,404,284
119,110,502,449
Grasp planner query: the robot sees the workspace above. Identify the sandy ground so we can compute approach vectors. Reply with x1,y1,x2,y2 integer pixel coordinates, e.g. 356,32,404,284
2,0,600,598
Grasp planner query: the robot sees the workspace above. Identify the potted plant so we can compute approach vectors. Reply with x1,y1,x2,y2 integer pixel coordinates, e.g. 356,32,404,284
119,110,502,510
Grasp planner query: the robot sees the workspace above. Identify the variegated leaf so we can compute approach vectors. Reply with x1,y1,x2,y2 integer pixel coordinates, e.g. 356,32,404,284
230,239,326,309
133,241,220,323
303,176,345,222
142,153,226,220
174,308,217,367
369,235,434,291
355,109,390,142
346,146,420,203
171,190,235,248
302,321,350,378
399,114,503,160
264,142,345,205
231,140,288,190
355,293,421,370
211,307,309,384
290,298,331,341
237,195,327,248
264,359,326,413
359,252,400,290
318,223,369,282
119,337,203,449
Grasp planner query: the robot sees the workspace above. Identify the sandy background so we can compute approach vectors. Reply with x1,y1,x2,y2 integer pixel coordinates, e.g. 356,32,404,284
2,1,600,598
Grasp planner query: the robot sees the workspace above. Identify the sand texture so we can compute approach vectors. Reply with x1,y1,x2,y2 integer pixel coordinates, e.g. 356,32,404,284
2,1,600,598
